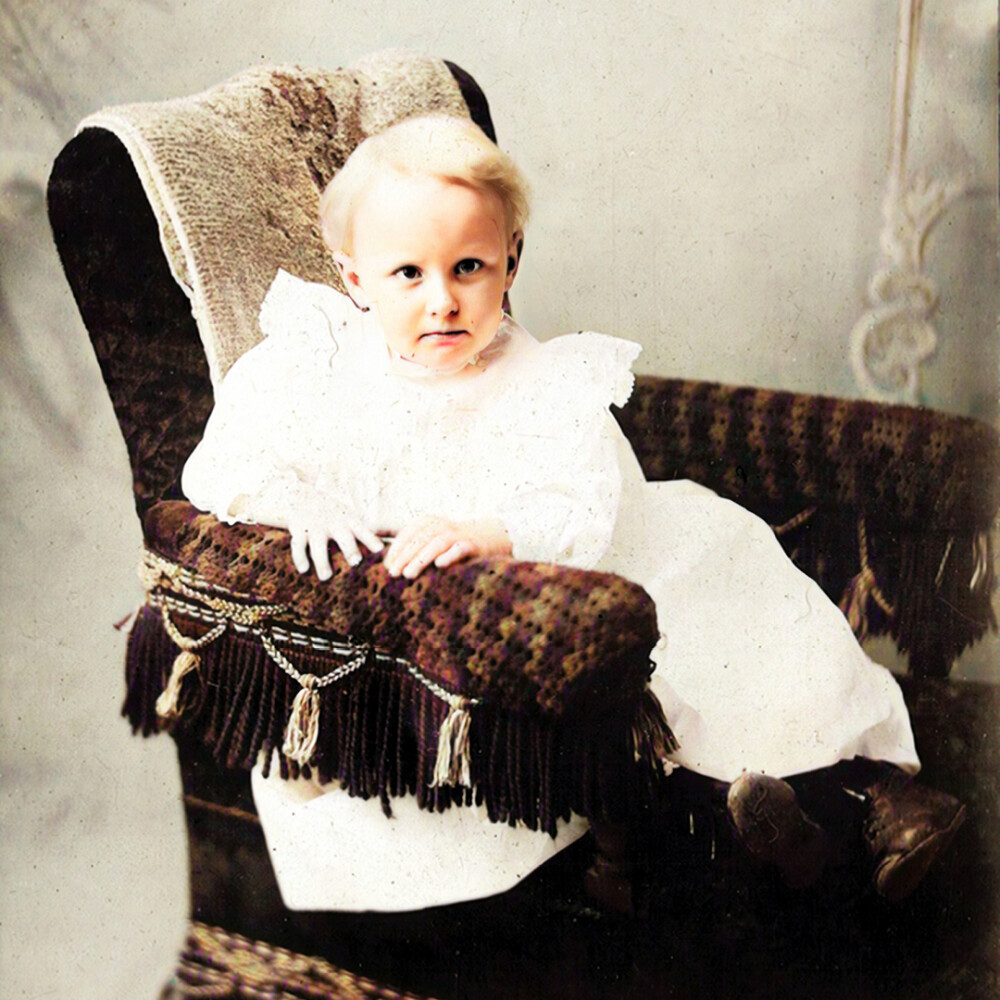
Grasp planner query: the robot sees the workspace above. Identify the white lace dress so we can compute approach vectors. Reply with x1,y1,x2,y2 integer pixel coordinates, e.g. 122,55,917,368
183,270,918,910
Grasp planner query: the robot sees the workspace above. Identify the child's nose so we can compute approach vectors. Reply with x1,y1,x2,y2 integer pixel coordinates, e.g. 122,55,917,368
426,275,458,316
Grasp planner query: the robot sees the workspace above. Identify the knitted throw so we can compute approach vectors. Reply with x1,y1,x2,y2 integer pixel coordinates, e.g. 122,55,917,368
76,51,470,383
617,376,999,674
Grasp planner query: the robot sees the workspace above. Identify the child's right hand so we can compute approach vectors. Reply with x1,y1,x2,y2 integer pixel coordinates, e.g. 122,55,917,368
286,499,384,581
236,476,382,581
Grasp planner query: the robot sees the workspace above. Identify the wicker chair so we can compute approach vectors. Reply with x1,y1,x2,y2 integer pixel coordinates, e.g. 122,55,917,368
48,52,998,1000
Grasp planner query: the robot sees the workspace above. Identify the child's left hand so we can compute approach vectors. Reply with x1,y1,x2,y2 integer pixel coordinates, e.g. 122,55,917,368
385,516,512,579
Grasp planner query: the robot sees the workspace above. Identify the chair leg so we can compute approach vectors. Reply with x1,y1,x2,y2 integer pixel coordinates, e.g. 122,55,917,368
584,821,643,916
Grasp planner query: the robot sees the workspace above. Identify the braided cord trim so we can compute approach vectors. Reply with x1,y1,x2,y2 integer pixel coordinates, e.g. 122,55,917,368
771,506,817,536
141,547,288,622
399,657,474,712
857,515,894,617
160,604,227,651
258,629,369,690
146,587,480,710
139,547,480,773
170,921,439,999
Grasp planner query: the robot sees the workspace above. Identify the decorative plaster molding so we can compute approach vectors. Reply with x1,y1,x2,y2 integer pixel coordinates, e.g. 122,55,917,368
849,0,975,403
850,171,971,402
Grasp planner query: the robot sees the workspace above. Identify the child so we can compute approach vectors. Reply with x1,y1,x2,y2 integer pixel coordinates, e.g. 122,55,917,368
182,115,964,911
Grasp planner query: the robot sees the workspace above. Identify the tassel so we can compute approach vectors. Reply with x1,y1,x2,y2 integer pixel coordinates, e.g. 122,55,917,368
431,698,473,788
282,675,321,765
840,566,877,641
840,516,894,641
156,649,201,722
970,532,991,594
632,687,678,775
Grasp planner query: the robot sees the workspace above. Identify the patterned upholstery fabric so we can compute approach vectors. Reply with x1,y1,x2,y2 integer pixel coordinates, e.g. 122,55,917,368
616,377,998,675
48,129,214,515
141,501,658,716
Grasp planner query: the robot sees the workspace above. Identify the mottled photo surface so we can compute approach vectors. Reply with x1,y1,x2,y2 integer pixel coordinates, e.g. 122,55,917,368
2,3,997,998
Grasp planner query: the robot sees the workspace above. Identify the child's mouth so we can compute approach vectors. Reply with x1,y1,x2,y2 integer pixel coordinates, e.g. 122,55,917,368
420,330,467,341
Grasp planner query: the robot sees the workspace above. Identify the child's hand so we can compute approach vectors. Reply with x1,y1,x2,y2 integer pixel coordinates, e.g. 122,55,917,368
385,516,512,579
238,477,383,582
286,500,383,581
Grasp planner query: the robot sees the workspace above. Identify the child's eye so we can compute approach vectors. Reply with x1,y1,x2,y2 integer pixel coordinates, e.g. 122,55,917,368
455,259,483,276
394,265,421,280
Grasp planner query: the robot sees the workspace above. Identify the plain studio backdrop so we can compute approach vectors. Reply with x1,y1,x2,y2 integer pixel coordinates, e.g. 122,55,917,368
1,2,997,997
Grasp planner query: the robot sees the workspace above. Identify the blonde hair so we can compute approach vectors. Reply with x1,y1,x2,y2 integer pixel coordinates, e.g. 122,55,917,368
319,115,530,253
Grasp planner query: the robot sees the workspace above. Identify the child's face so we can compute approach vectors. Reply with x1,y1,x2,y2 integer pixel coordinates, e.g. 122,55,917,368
333,172,518,373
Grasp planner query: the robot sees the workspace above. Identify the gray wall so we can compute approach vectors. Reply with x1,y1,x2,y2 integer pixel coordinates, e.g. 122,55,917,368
2,2,996,997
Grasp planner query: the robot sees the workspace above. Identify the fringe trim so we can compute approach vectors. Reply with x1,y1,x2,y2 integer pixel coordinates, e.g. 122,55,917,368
773,509,996,677
125,562,669,833
631,687,679,776
139,548,485,780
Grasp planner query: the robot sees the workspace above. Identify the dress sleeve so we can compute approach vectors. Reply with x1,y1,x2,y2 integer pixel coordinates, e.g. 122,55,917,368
492,331,642,569
181,271,355,523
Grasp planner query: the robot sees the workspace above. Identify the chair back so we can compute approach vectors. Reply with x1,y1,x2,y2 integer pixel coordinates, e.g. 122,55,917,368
48,52,496,516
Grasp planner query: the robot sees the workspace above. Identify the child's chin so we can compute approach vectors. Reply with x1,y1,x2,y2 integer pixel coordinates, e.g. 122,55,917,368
419,345,475,369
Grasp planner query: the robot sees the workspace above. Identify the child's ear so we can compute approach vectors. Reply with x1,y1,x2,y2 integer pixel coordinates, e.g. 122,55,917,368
504,231,524,291
332,250,370,310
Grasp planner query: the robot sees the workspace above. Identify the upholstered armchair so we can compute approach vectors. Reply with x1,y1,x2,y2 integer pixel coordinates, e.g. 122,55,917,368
48,50,998,1000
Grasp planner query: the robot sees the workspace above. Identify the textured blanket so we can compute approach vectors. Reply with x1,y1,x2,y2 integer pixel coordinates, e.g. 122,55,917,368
140,501,660,717
77,51,470,383
617,377,998,675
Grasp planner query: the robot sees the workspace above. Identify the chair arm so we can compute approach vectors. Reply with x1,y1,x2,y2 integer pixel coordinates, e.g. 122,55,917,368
140,501,658,715
616,376,999,676
124,501,669,834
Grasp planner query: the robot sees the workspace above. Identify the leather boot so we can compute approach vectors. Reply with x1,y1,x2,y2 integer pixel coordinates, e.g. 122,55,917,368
726,772,834,889
862,770,966,902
